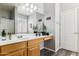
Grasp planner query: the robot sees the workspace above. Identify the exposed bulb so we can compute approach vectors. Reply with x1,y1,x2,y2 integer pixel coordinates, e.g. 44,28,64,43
21,6,25,9
34,6,37,10
30,9,33,12
26,8,29,11
25,3,29,6
30,4,33,8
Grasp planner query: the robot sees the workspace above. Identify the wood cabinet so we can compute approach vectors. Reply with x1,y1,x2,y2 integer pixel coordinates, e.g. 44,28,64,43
0,41,27,56
0,35,53,56
44,35,54,41
27,38,43,56
6,49,26,56
28,45,40,56
27,38,43,46
0,38,43,56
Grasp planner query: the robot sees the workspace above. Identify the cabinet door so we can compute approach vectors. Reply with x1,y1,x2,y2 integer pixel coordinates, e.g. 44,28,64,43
28,45,40,56
6,49,25,56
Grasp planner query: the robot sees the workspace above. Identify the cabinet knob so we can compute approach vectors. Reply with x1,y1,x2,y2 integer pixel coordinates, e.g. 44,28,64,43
30,48,35,50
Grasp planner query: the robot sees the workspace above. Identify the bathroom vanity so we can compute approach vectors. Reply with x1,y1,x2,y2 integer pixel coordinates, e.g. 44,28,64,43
0,35,54,56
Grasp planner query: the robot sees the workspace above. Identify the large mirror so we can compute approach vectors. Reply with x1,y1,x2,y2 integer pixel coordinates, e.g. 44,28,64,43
0,3,54,36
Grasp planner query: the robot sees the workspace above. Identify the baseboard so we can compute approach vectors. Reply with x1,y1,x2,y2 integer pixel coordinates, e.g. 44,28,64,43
44,47,55,52
54,47,62,52
40,47,60,53
40,47,45,50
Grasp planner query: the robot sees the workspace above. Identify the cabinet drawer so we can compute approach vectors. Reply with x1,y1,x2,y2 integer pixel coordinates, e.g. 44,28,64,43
44,36,53,41
27,38,43,46
6,49,26,56
0,42,27,55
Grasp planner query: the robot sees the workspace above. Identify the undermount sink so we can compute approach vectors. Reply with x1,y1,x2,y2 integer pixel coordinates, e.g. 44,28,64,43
17,35,23,38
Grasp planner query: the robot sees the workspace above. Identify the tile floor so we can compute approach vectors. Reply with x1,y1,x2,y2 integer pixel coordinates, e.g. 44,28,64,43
41,48,78,56
40,49,55,56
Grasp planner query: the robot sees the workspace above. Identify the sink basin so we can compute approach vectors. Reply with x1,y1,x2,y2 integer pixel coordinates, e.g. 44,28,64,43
17,35,23,38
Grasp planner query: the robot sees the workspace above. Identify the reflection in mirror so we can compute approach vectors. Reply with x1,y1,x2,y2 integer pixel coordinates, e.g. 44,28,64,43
28,12,44,34
0,3,54,36
28,12,50,35
0,5,15,36
28,12,54,35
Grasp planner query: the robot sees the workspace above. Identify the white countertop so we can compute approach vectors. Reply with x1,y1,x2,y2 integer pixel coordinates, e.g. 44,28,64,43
0,34,53,46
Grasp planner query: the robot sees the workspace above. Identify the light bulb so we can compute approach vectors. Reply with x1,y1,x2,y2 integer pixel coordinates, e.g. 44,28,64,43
25,3,29,6
34,6,37,10
26,8,29,11
30,4,33,8
30,9,33,12
21,6,25,9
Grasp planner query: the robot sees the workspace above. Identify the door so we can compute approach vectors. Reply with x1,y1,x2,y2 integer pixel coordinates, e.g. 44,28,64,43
61,9,77,52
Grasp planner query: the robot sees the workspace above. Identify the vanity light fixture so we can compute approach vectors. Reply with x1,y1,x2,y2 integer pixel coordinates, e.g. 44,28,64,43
26,3,38,13
18,3,39,14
